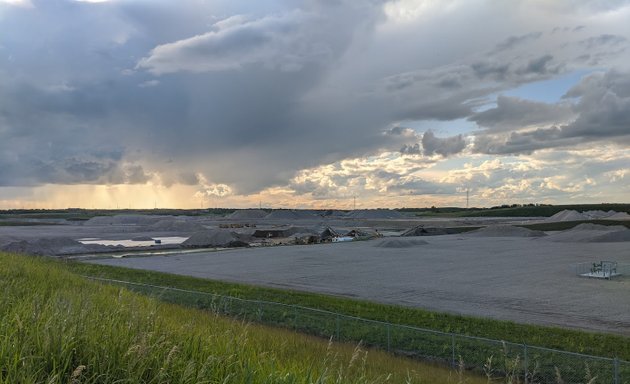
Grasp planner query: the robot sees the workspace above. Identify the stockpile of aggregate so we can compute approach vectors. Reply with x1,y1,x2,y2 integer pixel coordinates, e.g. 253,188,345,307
465,225,547,237
603,212,630,220
344,209,405,219
401,225,453,237
84,215,164,226
146,218,206,232
373,238,428,248
546,210,590,222
545,209,629,222
182,230,250,248
252,226,308,238
0,237,113,256
264,210,317,220
544,224,630,243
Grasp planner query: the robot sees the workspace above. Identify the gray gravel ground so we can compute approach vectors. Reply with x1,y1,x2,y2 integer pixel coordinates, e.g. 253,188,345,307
87,235,630,335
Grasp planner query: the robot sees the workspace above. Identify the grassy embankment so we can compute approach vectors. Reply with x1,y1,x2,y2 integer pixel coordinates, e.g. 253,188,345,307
69,262,630,362
0,251,485,384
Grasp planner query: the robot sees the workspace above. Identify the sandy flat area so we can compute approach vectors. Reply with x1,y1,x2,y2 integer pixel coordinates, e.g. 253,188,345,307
88,235,630,335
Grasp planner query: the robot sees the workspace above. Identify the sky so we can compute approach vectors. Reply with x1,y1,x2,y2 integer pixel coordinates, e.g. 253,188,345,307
0,0,629,209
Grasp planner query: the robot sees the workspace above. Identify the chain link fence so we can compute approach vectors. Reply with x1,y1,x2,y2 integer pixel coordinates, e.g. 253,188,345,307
86,276,629,384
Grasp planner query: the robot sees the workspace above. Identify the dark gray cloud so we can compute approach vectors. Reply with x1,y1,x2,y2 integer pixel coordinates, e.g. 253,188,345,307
493,32,542,53
580,34,628,49
0,0,394,193
471,61,511,80
518,55,560,75
473,126,574,155
470,96,574,132
137,12,325,74
563,70,630,137
400,143,421,155
422,131,467,157
473,70,630,154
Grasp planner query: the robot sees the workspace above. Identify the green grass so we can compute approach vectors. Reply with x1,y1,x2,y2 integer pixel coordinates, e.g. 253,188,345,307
0,252,488,384
67,262,630,362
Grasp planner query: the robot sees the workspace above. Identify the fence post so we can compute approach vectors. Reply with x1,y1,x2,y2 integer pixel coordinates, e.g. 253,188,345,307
336,314,340,341
387,324,391,352
257,302,262,322
523,344,528,384
614,357,619,384
451,334,456,368
293,306,298,330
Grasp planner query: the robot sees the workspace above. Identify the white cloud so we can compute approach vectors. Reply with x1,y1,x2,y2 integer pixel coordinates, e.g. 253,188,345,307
0,0,33,7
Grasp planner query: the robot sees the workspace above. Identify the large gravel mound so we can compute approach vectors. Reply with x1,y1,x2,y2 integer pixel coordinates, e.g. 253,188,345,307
603,212,630,220
545,209,628,222
182,230,249,248
544,224,629,242
546,210,589,222
147,219,206,232
85,215,164,226
401,225,454,236
264,210,317,220
228,209,268,219
465,225,546,237
0,237,112,256
373,238,429,248
345,209,404,219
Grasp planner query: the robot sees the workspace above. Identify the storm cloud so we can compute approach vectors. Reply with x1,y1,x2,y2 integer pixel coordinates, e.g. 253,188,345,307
473,70,630,154
470,96,574,132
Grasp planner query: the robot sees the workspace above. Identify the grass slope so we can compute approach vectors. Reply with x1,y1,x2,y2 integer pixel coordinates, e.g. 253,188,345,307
0,252,484,384
68,262,630,362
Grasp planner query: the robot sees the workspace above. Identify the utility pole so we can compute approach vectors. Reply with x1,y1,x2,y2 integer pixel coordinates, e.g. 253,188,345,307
353,195,356,210
466,188,470,209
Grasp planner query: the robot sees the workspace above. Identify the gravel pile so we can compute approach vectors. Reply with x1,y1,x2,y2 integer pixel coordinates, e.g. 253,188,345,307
182,230,249,248
0,237,113,256
544,224,629,242
465,225,546,237
147,219,206,232
345,209,404,219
